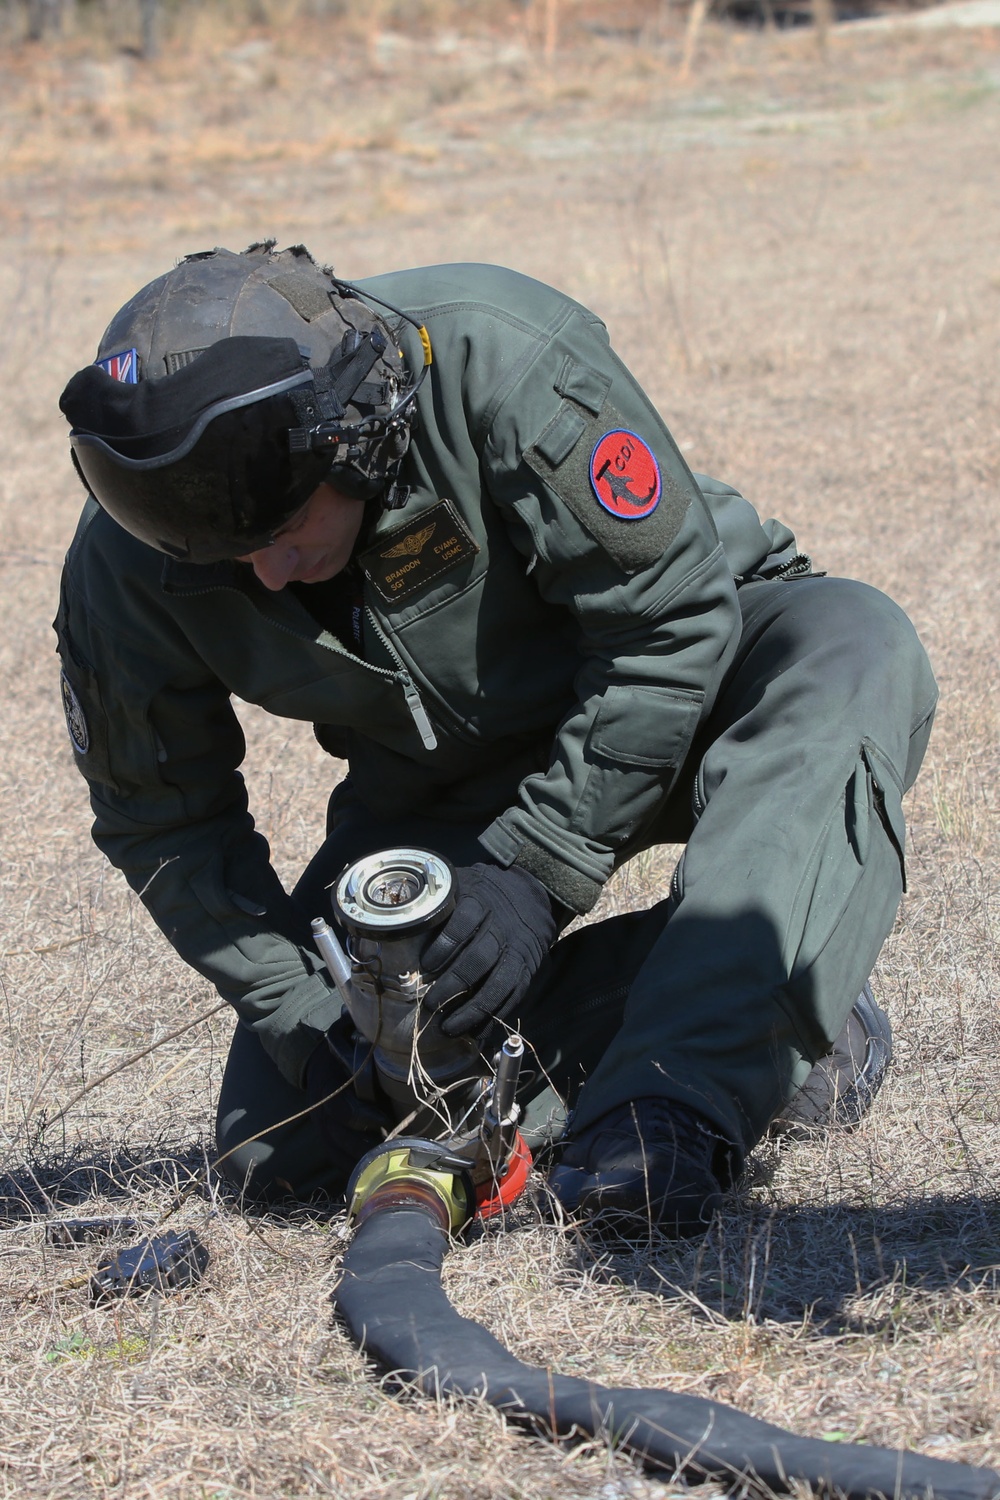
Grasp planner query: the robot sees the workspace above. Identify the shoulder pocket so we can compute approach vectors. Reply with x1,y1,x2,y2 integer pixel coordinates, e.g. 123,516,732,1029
554,356,611,415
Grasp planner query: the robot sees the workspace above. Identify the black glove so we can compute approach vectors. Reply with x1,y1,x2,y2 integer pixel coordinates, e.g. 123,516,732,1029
305,1015,393,1176
421,863,557,1038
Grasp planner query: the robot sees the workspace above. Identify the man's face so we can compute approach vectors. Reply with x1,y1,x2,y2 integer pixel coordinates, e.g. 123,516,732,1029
238,481,364,591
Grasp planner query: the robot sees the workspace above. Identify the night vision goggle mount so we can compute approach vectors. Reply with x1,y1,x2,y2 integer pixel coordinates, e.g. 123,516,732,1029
289,326,417,455
286,285,433,508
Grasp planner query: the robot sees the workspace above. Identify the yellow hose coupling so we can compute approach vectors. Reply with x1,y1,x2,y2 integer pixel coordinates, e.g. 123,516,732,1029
347,1140,473,1234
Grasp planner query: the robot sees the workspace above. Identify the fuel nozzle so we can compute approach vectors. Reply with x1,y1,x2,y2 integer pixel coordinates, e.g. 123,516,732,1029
313,847,533,1226
312,848,479,1131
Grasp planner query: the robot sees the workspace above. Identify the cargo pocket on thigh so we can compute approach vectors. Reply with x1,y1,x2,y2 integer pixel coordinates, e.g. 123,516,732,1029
790,752,882,984
861,738,907,892
783,744,908,1061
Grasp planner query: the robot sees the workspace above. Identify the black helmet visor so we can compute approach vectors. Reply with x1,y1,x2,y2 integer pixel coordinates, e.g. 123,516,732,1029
62,337,335,563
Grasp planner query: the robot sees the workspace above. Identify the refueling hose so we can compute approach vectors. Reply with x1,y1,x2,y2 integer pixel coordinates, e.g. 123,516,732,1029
334,1201,1000,1500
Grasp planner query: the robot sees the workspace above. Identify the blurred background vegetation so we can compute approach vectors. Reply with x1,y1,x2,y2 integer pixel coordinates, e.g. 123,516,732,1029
0,0,935,58
4,0,514,55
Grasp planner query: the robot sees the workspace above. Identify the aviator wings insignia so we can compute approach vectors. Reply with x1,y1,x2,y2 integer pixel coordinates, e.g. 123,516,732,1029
381,524,436,559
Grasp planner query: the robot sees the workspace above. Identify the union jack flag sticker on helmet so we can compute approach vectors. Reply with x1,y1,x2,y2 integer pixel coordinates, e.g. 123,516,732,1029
96,347,138,383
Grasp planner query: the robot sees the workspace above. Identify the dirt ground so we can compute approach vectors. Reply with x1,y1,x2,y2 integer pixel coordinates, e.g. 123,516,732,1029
0,7,998,1498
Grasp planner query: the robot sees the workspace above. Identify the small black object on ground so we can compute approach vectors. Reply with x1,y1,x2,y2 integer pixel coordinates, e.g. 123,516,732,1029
90,1230,209,1300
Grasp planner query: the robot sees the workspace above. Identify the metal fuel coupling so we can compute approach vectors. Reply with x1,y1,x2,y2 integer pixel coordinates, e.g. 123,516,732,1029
346,1139,474,1235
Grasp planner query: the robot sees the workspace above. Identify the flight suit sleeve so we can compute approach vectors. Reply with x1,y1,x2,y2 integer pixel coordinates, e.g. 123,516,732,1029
54,511,338,1088
477,317,743,915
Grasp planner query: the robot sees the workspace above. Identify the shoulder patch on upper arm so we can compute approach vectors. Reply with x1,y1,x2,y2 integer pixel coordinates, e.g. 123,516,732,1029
524,398,696,573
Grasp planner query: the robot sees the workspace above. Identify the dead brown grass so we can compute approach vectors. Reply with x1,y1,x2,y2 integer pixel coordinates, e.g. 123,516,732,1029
1,7,998,1497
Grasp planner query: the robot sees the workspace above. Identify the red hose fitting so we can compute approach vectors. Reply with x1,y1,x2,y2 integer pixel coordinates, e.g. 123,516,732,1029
474,1132,532,1219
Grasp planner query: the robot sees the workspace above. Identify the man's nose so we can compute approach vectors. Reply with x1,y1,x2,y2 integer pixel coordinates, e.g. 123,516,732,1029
249,544,299,591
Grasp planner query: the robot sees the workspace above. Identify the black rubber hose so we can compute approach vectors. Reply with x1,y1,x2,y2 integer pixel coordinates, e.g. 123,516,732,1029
334,1204,1000,1500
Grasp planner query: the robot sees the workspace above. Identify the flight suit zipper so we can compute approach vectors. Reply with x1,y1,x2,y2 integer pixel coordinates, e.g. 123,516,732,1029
365,608,438,750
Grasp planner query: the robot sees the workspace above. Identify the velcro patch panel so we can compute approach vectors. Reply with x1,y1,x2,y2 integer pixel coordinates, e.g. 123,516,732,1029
524,399,695,573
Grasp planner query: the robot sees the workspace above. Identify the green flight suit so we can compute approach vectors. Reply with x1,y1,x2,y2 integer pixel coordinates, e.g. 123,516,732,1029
54,264,937,1198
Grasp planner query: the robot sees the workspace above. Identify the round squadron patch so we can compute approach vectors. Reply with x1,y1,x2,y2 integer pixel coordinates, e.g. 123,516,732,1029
60,669,90,756
590,430,662,520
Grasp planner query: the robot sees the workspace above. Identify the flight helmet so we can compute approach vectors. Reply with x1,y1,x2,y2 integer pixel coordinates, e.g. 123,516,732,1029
59,243,427,563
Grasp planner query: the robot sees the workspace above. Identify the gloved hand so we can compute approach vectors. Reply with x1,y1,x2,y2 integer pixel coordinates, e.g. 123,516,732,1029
421,863,557,1038
305,1014,393,1174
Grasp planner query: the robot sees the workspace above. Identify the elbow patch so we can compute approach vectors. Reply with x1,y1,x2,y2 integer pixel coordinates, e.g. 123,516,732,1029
54,586,120,790
55,575,117,790
57,657,119,792
524,396,698,574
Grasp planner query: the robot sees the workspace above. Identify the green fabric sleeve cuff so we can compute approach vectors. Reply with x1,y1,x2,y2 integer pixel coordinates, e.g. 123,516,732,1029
248,969,343,1090
479,819,604,915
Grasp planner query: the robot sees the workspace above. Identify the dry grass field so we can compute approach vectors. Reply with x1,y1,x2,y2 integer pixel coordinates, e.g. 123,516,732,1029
0,4,998,1496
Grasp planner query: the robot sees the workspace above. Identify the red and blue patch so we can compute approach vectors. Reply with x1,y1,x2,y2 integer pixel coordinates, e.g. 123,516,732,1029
96,347,138,383
589,429,661,520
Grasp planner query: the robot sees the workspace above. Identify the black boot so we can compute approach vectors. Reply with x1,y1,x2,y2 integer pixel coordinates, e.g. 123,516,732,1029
771,982,892,1133
548,1097,733,1237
